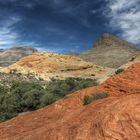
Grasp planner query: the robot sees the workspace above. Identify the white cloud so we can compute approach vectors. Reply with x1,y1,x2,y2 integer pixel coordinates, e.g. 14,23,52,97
36,43,80,53
105,0,140,44
0,17,20,48
36,47,67,53
0,16,38,49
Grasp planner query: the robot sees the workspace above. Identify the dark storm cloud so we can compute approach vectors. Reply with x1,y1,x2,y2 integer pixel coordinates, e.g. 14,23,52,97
0,0,106,52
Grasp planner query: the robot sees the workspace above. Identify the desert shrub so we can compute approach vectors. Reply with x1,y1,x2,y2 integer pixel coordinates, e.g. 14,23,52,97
92,92,108,100
83,95,93,105
0,111,17,121
11,82,46,112
115,68,124,74
46,80,71,97
0,81,46,122
11,81,43,92
40,93,59,107
0,85,5,93
0,85,8,95
19,89,46,111
0,78,98,122
46,78,98,98
0,94,18,121
83,92,108,105
65,78,98,91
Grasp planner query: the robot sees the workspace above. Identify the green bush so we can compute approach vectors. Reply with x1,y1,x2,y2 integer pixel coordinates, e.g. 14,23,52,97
83,92,108,105
83,95,93,105
45,78,98,98
40,93,59,107
20,89,46,111
0,78,98,122
92,92,109,101
0,81,46,121
0,94,18,121
46,80,71,97
115,68,124,74
65,78,98,91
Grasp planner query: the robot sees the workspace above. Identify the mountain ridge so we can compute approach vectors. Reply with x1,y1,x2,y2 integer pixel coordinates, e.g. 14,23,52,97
80,33,140,68
0,46,37,67
94,33,138,49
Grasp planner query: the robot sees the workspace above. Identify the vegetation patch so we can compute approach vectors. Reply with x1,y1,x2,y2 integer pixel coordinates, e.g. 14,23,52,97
115,68,124,74
83,95,93,105
83,92,109,105
0,78,98,122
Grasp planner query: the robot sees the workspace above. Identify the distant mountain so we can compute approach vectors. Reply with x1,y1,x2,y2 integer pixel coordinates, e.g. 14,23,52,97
80,33,140,68
0,47,37,66
0,52,112,81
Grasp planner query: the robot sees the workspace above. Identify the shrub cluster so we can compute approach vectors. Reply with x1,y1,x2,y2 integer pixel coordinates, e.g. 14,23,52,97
115,68,124,74
83,92,109,105
0,78,98,122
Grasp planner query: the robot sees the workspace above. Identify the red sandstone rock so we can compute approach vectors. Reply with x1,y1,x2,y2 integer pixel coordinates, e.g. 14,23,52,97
0,62,140,140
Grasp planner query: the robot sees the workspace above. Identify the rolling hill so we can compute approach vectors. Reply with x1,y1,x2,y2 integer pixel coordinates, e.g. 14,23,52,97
0,52,112,81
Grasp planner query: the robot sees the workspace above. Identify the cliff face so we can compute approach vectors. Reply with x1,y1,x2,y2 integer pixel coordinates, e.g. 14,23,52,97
0,52,111,80
0,62,140,140
0,47,37,66
80,33,140,68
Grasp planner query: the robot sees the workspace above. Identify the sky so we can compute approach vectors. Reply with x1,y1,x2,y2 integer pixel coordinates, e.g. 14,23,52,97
0,0,140,53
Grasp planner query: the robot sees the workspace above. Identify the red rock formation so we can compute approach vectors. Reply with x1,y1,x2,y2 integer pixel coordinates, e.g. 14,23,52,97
0,62,140,140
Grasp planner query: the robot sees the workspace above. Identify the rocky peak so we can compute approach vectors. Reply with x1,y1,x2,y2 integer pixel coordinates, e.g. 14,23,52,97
80,34,140,68
94,33,137,50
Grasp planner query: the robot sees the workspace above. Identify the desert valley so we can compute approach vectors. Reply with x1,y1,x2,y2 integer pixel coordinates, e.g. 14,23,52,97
0,34,140,140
